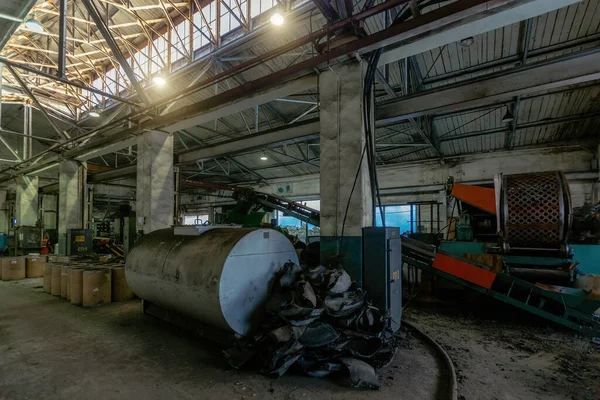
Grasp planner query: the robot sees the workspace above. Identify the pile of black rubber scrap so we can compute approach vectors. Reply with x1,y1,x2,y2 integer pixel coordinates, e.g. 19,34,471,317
224,261,398,389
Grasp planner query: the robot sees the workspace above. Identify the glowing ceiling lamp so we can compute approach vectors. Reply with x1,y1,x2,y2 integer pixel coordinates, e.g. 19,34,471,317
270,12,284,26
153,76,166,86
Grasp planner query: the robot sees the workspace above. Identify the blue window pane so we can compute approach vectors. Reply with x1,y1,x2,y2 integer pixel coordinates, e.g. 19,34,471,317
374,205,415,234
375,208,383,226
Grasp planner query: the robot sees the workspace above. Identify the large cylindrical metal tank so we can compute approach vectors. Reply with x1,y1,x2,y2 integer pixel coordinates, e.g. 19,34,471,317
497,171,572,251
125,227,299,336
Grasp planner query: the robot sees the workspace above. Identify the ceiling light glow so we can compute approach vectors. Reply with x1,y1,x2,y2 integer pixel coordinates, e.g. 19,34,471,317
270,13,284,26
89,111,100,117
153,76,166,85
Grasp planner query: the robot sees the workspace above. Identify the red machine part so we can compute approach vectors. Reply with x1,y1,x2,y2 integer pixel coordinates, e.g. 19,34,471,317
450,183,496,215
432,253,497,290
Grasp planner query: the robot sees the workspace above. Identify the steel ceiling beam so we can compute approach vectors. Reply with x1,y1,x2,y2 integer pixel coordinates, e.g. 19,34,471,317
0,58,136,105
178,119,319,165
162,74,317,133
376,0,580,66
438,111,600,143
57,0,68,78
376,50,600,126
0,0,38,51
5,64,69,140
0,0,585,180
81,0,151,105
89,165,137,183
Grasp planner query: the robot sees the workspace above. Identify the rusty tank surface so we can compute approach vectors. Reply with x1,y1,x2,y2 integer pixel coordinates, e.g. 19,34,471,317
125,227,299,336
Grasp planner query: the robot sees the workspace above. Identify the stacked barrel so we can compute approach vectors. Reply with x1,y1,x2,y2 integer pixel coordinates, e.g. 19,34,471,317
1,255,49,281
40,258,134,307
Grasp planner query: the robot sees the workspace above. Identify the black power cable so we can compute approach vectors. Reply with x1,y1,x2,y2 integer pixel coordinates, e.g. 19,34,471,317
335,2,419,258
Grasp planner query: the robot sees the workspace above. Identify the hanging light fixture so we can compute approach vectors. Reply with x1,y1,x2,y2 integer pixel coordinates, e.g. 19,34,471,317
89,111,100,118
260,155,268,161
24,12,44,33
501,107,514,123
270,12,285,26
152,76,166,86
459,37,474,47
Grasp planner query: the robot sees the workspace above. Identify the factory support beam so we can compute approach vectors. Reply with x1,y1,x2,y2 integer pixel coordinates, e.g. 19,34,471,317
177,119,319,164
57,0,67,78
376,0,580,66
15,176,39,227
136,131,173,234
58,160,86,254
319,60,372,284
162,75,317,133
81,0,151,105
5,65,69,140
0,0,37,50
89,165,137,183
376,50,600,126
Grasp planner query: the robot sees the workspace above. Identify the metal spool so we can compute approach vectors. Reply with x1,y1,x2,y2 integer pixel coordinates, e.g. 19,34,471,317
125,227,298,336
500,171,571,251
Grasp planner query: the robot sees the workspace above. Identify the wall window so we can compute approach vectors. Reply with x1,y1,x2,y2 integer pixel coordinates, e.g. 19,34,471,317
172,20,190,62
117,59,129,92
150,35,167,74
193,2,217,50
276,200,320,244
221,0,246,36
184,214,209,225
105,68,117,95
250,0,275,18
91,77,104,105
132,47,149,80
375,202,441,234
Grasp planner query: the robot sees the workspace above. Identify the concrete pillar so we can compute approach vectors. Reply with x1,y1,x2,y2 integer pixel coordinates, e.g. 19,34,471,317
596,143,600,204
41,194,58,230
15,176,39,227
0,189,8,233
58,160,86,253
136,130,173,234
319,60,372,283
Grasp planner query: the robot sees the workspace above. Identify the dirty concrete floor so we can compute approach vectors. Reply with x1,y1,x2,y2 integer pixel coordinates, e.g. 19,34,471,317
404,294,600,400
0,279,442,400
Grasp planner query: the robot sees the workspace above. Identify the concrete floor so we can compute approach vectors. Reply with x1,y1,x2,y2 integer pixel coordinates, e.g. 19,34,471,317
0,278,442,400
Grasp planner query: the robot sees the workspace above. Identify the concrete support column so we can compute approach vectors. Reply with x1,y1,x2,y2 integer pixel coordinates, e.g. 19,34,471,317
596,143,600,204
58,160,86,253
16,176,39,227
319,60,372,283
136,130,174,234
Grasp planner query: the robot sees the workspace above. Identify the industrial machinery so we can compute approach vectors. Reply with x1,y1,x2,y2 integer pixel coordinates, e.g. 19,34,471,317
445,171,581,282
181,180,320,227
399,170,600,338
67,229,93,256
17,226,43,255
125,226,299,337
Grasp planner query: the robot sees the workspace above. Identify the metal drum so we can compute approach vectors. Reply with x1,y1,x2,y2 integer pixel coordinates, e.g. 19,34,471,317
498,171,571,251
125,227,298,336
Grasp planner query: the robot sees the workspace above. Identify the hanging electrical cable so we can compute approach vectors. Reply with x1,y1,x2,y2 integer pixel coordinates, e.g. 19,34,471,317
336,2,415,257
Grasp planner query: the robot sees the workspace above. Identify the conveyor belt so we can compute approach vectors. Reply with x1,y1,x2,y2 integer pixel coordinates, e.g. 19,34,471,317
401,237,600,339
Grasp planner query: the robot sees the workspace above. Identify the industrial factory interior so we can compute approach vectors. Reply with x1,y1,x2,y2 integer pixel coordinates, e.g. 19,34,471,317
1,0,600,398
